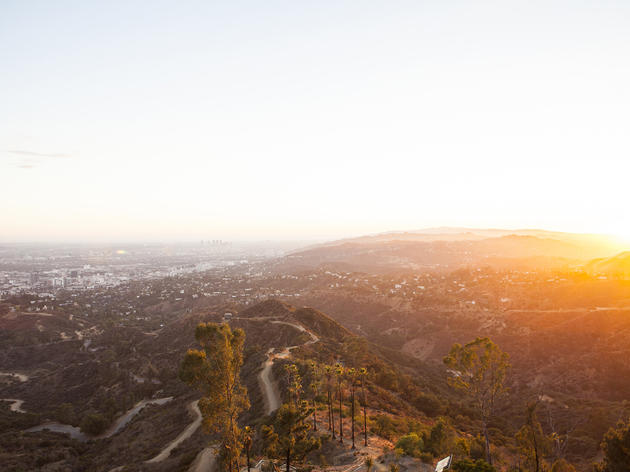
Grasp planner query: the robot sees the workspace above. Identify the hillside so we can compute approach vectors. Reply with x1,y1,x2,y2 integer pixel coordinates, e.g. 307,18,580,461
3,252,630,471
279,231,625,273
586,251,630,276
0,298,446,471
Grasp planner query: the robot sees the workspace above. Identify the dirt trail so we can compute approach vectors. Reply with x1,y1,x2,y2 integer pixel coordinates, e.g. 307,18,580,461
0,372,29,382
26,397,173,442
1,398,25,413
146,399,202,463
258,320,319,415
189,446,218,472
155,318,320,468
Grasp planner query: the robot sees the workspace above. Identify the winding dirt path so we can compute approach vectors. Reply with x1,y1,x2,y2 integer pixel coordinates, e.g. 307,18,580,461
0,372,29,382
188,446,218,472
26,397,173,442
259,348,282,414
1,398,25,413
149,318,320,469
258,320,319,415
146,399,202,463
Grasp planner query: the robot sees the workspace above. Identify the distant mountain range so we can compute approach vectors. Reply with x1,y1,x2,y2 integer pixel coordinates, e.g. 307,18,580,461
281,228,629,273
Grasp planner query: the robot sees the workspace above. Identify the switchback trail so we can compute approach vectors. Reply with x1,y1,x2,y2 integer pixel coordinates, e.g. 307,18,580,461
258,320,319,415
154,318,320,468
26,397,173,441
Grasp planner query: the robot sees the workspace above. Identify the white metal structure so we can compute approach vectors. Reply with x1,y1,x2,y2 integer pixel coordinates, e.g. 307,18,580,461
435,455,452,472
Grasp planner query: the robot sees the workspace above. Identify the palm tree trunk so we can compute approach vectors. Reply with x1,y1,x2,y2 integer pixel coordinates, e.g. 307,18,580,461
363,404,368,447
327,389,332,430
330,388,336,439
362,382,368,446
351,387,355,449
247,444,251,472
339,380,344,443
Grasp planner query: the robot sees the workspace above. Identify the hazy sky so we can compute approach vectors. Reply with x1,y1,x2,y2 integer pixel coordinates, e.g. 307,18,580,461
2,1,630,242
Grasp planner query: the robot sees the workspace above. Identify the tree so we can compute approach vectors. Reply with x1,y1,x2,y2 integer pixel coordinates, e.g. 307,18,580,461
284,364,302,406
515,402,550,472
54,403,77,425
347,367,358,449
360,367,369,446
423,418,453,458
544,403,581,464
180,322,250,472
79,412,108,435
309,362,320,432
596,419,630,472
262,402,320,472
395,432,424,457
365,456,374,472
443,337,509,465
335,363,345,444
325,365,335,439
244,426,252,472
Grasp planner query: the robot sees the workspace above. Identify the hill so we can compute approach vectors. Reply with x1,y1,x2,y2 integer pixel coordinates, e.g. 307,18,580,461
0,298,443,471
585,251,630,276
278,231,626,273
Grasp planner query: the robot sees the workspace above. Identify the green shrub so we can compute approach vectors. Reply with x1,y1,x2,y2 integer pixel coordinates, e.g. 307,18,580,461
395,433,424,457
551,459,577,472
451,459,496,472
469,435,486,460
79,412,108,435
412,392,445,417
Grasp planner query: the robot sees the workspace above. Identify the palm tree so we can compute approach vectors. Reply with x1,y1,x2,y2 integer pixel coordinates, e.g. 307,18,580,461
243,426,252,472
335,363,344,444
309,361,319,431
347,367,357,449
325,365,335,439
360,367,368,446
284,364,302,407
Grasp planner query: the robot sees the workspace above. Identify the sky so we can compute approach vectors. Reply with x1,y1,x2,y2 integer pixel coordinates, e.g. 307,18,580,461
1,1,630,242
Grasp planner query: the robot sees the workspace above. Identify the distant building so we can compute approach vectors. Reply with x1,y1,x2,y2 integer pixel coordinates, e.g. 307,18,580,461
223,312,233,322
